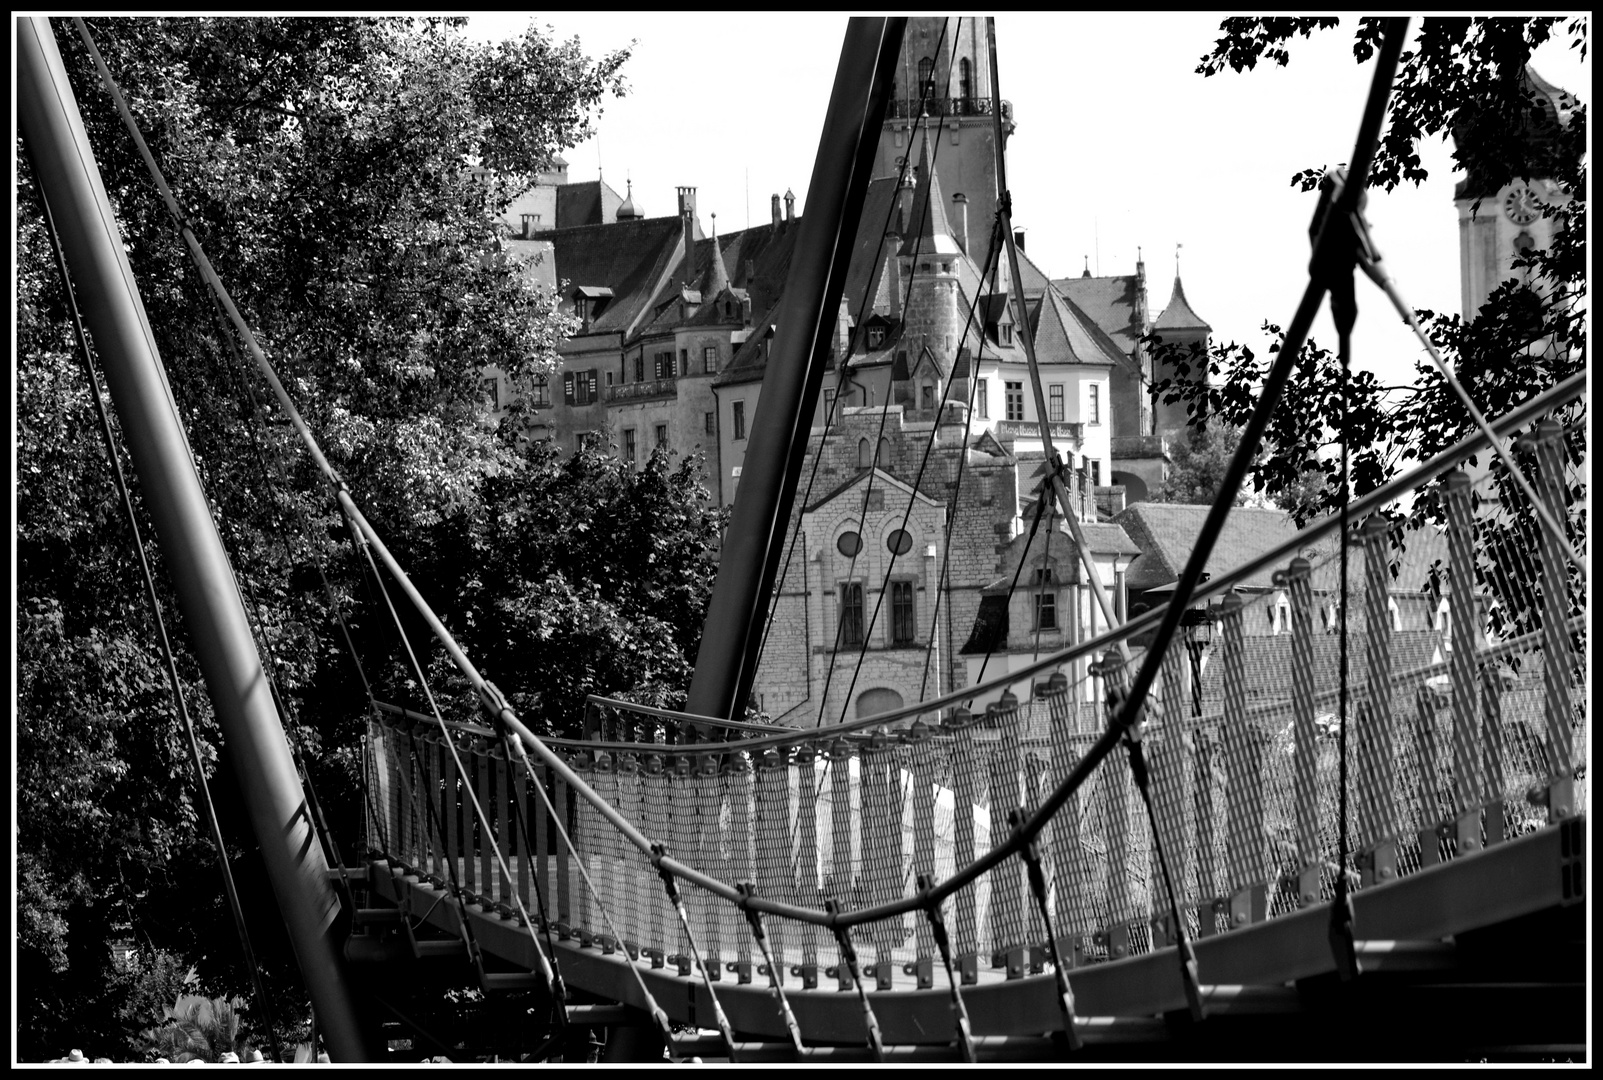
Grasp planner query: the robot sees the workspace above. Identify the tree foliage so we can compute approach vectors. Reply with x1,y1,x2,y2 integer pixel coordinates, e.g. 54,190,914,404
13,15,687,1061
1152,17,1586,641
1148,423,1251,507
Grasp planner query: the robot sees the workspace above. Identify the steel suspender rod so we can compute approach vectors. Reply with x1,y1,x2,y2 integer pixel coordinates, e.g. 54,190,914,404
986,17,1130,663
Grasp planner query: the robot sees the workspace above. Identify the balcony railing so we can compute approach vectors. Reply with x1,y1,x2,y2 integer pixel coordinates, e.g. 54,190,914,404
886,96,1012,122
993,419,1082,443
1111,434,1171,459
605,377,676,404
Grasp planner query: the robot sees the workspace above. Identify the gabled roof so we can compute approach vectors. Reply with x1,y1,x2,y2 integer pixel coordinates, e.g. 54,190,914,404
556,178,625,230
1054,273,1145,358
1031,287,1129,369
1113,503,1308,592
713,176,901,389
1153,274,1210,333
969,430,1012,460
543,216,687,337
804,466,943,515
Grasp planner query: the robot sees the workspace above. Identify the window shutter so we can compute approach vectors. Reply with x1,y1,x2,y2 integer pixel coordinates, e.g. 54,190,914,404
563,372,574,405
587,370,597,402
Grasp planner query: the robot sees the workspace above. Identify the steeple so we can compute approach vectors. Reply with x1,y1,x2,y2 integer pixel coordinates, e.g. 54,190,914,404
706,212,731,297
1153,272,1210,333
899,121,962,257
617,177,642,220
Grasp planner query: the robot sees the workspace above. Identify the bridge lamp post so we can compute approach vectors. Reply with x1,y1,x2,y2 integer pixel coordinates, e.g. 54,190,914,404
1181,581,1218,717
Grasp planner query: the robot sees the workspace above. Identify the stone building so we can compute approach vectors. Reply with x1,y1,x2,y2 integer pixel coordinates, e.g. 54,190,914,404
477,17,1237,725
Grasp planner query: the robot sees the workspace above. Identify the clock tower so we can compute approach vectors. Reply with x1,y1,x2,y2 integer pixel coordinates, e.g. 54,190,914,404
1453,66,1578,321
875,18,1014,269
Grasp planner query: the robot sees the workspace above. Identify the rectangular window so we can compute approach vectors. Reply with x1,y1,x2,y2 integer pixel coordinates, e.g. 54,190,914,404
732,400,746,441
623,428,636,464
655,423,668,450
1005,381,1024,421
532,376,550,407
654,352,671,381
1048,384,1064,422
571,369,596,406
633,353,645,383
606,370,615,387
1032,568,1057,631
823,388,836,423
482,376,500,410
1089,459,1101,487
1089,383,1101,425
839,583,865,646
976,380,988,419
705,411,715,436
679,348,689,375
703,345,717,373
890,580,915,645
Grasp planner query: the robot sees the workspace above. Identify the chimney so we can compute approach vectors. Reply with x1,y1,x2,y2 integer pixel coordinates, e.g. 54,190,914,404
952,192,969,253
784,188,796,223
677,186,697,288
1013,227,1026,252
771,193,782,229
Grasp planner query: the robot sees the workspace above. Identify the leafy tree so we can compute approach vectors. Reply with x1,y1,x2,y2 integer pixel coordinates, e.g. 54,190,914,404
16,15,642,1060
1148,423,1251,507
1151,17,1586,640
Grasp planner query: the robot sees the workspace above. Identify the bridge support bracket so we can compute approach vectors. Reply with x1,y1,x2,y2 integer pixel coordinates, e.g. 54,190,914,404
1359,842,1398,889
1228,885,1266,930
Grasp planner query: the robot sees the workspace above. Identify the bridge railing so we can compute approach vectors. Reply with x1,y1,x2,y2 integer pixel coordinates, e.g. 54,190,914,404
363,381,1584,995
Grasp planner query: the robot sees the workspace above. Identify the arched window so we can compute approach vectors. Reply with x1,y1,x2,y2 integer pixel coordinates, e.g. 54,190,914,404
958,58,972,105
917,57,936,105
858,438,873,468
857,687,904,719
1272,591,1291,635
879,437,891,465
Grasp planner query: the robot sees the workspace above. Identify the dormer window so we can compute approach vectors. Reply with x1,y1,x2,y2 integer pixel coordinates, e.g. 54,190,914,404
1000,323,1014,346
867,325,886,350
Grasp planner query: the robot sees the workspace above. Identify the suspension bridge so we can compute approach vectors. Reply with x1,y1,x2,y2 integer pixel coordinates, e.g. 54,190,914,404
17,15,1587,1063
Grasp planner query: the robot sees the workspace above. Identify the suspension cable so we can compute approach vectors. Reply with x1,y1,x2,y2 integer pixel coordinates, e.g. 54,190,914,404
647,843,737,1061
809,15,969,728
832,213,1010,726
916,218,1006,700
1353,235,1584,578
759,15,965,679
71,17,345,492
28,160,284,1066
351,524,564,1005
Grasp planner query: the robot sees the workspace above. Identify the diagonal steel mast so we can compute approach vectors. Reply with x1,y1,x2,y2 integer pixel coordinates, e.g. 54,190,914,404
686,17,907,722
17,17,376,1061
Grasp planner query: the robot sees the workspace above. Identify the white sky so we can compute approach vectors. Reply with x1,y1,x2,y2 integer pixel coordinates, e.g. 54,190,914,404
466,13,1589,392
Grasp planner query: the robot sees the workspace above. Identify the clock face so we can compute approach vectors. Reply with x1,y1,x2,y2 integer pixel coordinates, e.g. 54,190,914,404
1504,185,1539,226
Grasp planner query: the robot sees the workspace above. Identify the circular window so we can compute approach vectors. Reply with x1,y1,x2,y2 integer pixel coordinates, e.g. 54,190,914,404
837,531,862,557
886,529,913,556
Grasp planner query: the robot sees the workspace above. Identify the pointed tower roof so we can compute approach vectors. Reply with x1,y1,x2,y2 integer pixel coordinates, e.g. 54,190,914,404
899,123,963,257
616,178,642,220
1153,275,1210,333
705,213,731,296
